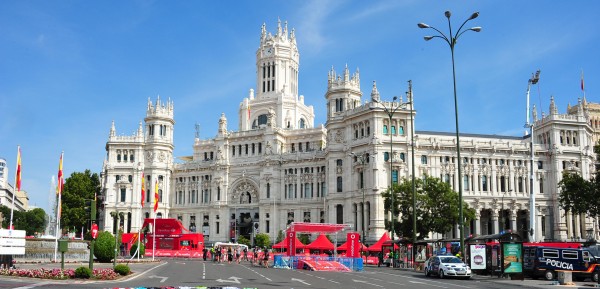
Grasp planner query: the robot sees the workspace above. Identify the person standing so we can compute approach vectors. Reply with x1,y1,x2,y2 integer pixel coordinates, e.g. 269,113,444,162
202,247,208,261
378,250,384,267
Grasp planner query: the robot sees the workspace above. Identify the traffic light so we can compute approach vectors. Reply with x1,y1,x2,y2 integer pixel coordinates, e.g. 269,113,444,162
84,199,97,222
253,222,259,234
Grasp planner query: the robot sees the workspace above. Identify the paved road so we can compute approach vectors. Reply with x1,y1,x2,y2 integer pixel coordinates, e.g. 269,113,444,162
2,259,600,289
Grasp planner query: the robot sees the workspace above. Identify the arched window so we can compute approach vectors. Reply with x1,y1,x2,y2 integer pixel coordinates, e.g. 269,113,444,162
384,152,390,162
421,155,428,164
391,125,396,135
400,153,405,162
399,126,405,135
299,118,306,129
383,125,388,134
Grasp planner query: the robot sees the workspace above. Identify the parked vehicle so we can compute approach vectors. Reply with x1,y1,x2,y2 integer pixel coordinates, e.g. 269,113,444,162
523,246,598,281
424,256,471,279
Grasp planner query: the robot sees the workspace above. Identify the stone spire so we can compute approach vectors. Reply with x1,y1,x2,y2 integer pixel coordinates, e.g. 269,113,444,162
549,96,558,115
137,121,143,136
110,120,116,137
218,113,227,136
371,81,380,102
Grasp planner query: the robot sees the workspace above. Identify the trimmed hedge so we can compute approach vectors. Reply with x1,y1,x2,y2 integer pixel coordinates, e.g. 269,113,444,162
75,266,92,279
113,264,130,276
94,231,116,262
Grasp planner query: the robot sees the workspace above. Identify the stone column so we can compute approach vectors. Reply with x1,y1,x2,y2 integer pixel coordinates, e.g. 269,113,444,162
475,209,482,236
492,210,499,235
510,210,517,232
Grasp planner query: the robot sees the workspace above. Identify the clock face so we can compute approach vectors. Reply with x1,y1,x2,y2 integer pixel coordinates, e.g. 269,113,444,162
265,47,273,56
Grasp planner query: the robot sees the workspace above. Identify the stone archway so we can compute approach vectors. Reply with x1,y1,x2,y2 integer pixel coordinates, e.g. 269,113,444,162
232,181,258,204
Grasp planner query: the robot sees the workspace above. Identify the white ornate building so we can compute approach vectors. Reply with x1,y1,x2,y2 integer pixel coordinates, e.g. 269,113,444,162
100,20,598,245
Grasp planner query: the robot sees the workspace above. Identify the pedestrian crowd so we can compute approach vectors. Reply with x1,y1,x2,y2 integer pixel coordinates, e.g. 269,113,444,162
201,245,272,268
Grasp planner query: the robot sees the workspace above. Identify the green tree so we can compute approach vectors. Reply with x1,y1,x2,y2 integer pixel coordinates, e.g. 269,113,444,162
558,171,592,215
275,230,284,244
0,206,47,235
254,233,271,248
297,233,310,245
382,175,475,240
237,235,251,246
61,170,101,236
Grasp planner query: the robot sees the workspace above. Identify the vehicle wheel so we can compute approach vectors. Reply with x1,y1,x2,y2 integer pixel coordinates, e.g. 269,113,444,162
425,268,430,277
544,270,556,281
593,271,599,283
439,270,445,279
463,276,471,280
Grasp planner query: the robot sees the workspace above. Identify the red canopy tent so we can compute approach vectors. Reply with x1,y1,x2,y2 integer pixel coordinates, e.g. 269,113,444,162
273,236,305,249
336,240,368,251
367,232,398,252
305,233,335,251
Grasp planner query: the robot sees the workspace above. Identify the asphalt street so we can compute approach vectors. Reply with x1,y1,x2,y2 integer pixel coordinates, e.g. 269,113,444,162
2,259,600,289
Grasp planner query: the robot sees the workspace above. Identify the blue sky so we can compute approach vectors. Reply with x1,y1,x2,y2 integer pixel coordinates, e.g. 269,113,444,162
1,0,598,215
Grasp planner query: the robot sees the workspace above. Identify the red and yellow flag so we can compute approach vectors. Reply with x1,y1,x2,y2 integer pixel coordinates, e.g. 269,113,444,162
141,172,145,207
57,153,63,196
15,146,22,191
153,179,159,212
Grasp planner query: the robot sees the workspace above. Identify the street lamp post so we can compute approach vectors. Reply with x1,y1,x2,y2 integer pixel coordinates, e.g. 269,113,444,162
350,151,370,245
418,11,481,259
373,97,411,241
407,80,417,267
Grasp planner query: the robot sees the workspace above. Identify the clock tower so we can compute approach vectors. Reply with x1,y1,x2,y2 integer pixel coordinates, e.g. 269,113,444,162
256,19,299,99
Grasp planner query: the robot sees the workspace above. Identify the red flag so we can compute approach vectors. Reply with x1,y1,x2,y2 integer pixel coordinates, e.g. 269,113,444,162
15,146,22,191
247,104,251,120
581,70,585,91
154,179,159,212
141,172,145,207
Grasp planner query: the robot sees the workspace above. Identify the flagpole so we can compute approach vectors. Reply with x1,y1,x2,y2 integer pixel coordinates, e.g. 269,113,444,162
9,146,21,231
54,152,64,263
152,215,156,261
137,171,144,261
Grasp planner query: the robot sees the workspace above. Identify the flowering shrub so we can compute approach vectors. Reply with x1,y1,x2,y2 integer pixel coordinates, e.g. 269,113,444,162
0,267,120,280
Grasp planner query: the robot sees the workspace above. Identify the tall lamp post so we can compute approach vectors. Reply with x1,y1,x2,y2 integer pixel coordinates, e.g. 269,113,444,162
373,97,411,241
350,151,369,245
407,80,417,267
418,11,481,258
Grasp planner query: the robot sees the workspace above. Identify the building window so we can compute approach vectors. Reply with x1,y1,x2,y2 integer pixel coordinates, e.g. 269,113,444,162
266,183,271,198
399,126,405,135
463,176,469,191
391,125,396,135
120,188,126,202
482,176,488,191
383,125,388,134
392,170,398,184
384,152,390,162
421,155,428,165
336,159,343,166
400,153,405,162
337,177,343,192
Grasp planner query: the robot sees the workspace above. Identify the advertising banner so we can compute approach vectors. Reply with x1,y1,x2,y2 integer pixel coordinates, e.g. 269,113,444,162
286,231,296,257
470,244,487,269
347,232,360,258
502,243,523,273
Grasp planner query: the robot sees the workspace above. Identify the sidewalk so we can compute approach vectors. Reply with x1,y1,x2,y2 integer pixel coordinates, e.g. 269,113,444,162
392,266,600,289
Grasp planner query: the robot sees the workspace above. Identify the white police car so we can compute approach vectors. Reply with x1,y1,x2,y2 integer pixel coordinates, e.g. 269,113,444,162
424,256,471,279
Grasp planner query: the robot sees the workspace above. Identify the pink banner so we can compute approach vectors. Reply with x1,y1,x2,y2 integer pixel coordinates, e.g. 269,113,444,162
347,232,360,258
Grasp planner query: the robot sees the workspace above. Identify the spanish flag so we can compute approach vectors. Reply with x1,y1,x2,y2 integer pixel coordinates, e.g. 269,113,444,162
15,146,22,191
141,172,145,207
153,179,159,212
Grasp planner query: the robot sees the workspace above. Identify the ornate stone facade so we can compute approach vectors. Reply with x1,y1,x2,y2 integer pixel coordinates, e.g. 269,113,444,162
100,20,597,244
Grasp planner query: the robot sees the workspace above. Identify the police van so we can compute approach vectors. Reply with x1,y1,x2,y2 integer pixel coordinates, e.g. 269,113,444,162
523,246,599,281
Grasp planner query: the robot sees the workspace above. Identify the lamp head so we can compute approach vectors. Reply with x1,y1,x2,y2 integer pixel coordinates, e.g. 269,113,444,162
469,12,480,20
445,11,451,18
470,27,482,32
424,36,434,41
417,23,430,29
393,96,398,101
